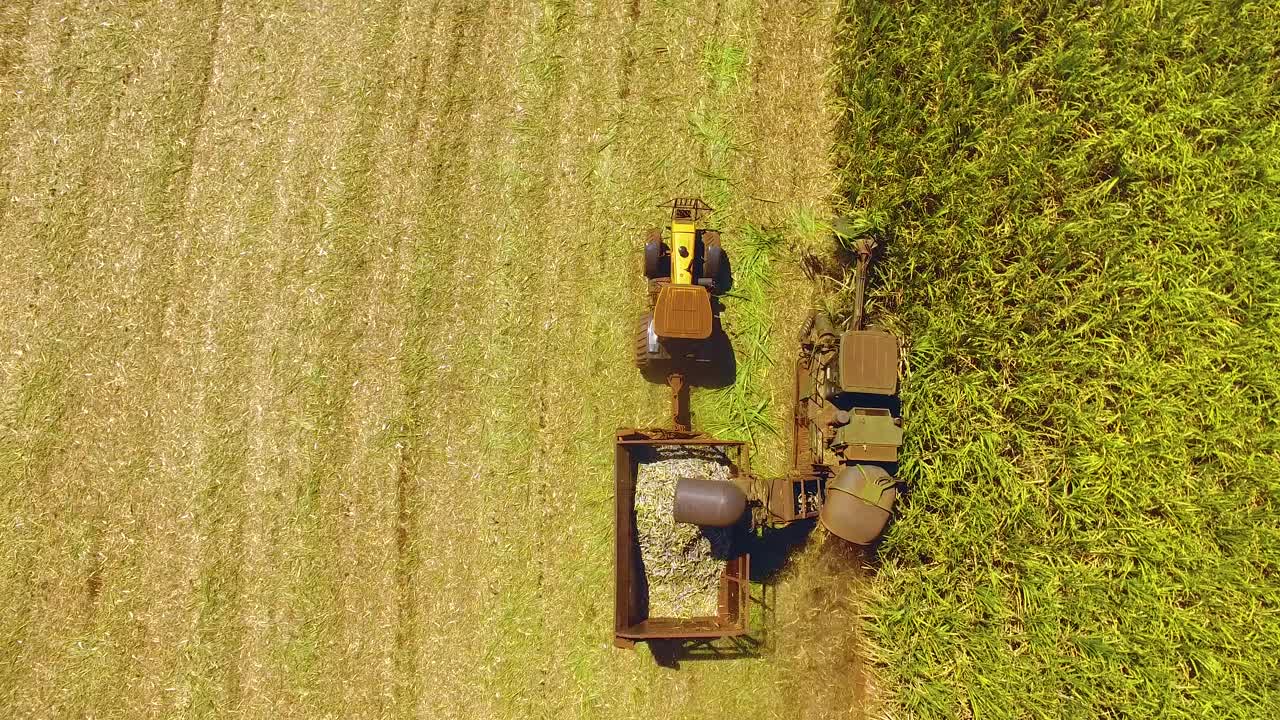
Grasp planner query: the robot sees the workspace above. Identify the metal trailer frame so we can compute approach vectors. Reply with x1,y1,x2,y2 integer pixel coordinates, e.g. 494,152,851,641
613,429,751,648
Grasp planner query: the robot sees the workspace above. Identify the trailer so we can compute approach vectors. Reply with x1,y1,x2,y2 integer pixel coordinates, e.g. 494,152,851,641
613,429,750,648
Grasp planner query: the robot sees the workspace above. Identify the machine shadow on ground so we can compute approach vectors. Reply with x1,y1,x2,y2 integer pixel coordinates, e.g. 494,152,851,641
647,635,763,669
638,320,738,390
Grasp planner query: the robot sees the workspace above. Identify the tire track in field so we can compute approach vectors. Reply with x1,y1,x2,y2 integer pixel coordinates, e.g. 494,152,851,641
132,3,407,716
153,6,308,712
263,1,423,714
485,3,577,711
389,1,521,717
401,0,450,143
381,0,494,710
0,0,35,83
144,4,310,713
207,3,419,716
0,0,38,146
728,2,877,716
0,0,35,71
389,0,500,708
0,0,140,429
614,0,643,101
124,5,244,717
165,0,226,234
412,6,535,712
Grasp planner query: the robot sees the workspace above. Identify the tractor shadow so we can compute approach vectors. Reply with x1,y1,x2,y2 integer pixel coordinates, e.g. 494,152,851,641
638,317,739,395
710,244,734,295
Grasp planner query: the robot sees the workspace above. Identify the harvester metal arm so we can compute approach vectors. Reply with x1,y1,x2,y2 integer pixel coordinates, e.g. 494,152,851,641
850,238,877,332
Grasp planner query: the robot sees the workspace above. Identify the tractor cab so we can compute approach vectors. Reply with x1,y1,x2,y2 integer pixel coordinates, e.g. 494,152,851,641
653,284,713,339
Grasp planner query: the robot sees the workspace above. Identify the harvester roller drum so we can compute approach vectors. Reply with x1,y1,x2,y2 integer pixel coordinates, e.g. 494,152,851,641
819,464,897,545
812,312,836,340
799,310,816,343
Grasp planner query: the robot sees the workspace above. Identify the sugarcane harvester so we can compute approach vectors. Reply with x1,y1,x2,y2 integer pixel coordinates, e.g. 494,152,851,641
784,237,903,544
652,231,904,547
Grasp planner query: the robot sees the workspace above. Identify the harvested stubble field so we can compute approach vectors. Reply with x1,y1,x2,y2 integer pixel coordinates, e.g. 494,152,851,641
0,1,855,719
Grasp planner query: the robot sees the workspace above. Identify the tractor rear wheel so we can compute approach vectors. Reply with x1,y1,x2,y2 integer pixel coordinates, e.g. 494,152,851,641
702,231,728,293
634,312,655,370
643,228,665,279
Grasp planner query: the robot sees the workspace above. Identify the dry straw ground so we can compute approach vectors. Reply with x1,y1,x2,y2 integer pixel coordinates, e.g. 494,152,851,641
1,1,866,719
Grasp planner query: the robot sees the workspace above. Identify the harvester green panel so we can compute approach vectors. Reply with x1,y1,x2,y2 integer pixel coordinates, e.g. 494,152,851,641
838,329,898,395
836,412,903,448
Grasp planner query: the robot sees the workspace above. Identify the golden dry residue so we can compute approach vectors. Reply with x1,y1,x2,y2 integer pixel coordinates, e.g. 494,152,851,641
0,1,866,718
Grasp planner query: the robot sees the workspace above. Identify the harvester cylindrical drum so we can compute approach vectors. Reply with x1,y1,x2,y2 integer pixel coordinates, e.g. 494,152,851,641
813,312,837,340
672,478,747,527
820,464,897,545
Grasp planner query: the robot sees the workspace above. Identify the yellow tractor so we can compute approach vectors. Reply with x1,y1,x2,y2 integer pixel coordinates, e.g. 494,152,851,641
634,199,731,430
